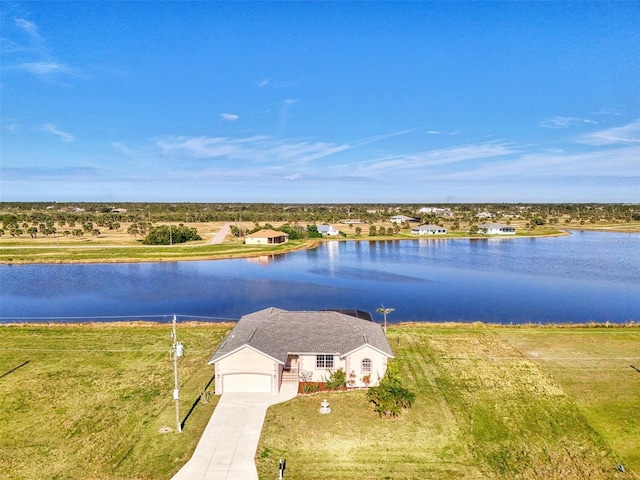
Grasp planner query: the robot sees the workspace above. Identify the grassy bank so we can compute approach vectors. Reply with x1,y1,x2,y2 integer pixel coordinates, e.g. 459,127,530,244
257,324,639,479
1,323,637,479
0,239,315,264
0,322,232,479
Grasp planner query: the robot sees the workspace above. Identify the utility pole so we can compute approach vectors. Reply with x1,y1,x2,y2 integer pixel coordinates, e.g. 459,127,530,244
171,315,183,432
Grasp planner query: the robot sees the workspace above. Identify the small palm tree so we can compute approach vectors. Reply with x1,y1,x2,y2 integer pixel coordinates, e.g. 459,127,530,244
376,307,394,333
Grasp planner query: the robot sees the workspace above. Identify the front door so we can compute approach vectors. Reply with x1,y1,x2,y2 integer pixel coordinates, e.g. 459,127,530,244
284,355,298,372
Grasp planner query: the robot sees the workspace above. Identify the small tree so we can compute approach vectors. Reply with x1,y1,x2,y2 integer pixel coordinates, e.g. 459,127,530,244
325,368,346,389
366,363,415,417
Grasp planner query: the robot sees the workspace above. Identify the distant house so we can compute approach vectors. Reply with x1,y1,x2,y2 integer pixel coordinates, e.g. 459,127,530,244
477,223,516,235
244,229,289,245
411,224,448,235
476,212,493,219
208,308,394,394
339,219,364,225
418,207,453,216
390,215,416,224
317,224,340,236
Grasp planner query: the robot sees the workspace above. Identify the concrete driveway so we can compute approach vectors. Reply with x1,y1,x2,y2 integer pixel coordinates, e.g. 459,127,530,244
171,383,298,480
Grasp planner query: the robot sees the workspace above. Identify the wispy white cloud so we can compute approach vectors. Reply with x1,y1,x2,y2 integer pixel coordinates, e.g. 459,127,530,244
6,18,79,78
220,113,239,122
348,142,517,176
3,121,19,133
42,123,75,142
578,119,640,145
15,61,74,76
15,18,41,39
351,128,419,148
259,79,270,87
540,116,597,128
111,142,138,156
414,145,640,183
157,135,349,164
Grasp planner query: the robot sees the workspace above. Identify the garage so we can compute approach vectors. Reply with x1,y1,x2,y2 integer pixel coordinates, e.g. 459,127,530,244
222,373,272,393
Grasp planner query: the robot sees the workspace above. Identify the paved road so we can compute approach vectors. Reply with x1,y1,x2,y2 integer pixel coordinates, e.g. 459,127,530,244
209,222,232,244
171,383,298,480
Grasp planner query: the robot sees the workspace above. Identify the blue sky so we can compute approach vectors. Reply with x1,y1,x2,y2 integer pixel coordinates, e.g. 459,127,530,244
1,1,639,203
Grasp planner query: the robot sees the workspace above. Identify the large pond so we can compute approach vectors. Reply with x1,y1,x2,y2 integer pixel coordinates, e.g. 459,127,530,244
1,231,638,324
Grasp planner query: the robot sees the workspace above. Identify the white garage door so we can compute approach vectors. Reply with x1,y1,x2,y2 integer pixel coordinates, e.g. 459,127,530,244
223,374,272,393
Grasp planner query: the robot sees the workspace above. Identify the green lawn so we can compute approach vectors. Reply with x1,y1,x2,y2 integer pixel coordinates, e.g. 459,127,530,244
0,240,313,264
497,327,640,475
0,323,232,479
257,325,638,479
1,324,637,480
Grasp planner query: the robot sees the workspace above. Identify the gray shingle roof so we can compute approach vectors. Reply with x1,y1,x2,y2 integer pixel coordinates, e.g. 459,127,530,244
208,308,394,364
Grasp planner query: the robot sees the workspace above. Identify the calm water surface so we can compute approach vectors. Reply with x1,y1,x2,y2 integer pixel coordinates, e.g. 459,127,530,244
1,231,638,323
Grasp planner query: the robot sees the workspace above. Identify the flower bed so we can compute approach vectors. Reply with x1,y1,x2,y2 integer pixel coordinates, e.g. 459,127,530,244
298,382,348,394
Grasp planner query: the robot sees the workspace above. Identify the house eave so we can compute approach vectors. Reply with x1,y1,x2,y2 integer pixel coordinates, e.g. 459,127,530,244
341,344,394,359
208,344,285,366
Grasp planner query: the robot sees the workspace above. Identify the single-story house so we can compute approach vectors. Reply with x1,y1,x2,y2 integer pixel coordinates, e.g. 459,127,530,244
411,224,448,235
390,215,417,224
476,211,493,219
208,307,394,394
478,223,516,235
317,224,340,236
244,229,289,245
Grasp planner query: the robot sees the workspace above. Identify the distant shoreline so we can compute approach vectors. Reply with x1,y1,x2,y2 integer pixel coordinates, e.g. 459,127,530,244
0,230,577,265
1,319,637,328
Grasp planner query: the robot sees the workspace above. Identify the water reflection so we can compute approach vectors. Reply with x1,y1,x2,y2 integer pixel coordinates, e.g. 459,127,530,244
1,232,639,323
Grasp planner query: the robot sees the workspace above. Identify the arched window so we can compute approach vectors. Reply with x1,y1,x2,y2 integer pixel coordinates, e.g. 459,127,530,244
361,358,372,373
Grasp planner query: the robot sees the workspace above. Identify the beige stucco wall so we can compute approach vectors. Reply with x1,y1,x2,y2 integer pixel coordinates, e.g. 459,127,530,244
297,354,347,383
214,346,279,393
245,237,269,245
345,346,389,387
296,348,389,387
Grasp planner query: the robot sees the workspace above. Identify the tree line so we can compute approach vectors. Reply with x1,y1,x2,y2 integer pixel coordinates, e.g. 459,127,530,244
2,202,638,239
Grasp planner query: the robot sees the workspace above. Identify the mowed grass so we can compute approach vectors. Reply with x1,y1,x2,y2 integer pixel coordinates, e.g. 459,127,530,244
0,240,314,264
2,323,637,479
257,325,638,479
0,322,232,480
498,327,640,474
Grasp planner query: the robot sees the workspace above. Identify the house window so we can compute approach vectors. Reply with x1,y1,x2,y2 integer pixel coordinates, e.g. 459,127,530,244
316,355,334,369
361,358,372,373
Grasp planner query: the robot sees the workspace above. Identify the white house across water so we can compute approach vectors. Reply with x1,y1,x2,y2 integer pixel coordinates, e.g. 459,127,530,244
208,308,394,394
411,224,448,235
477,223,516,235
